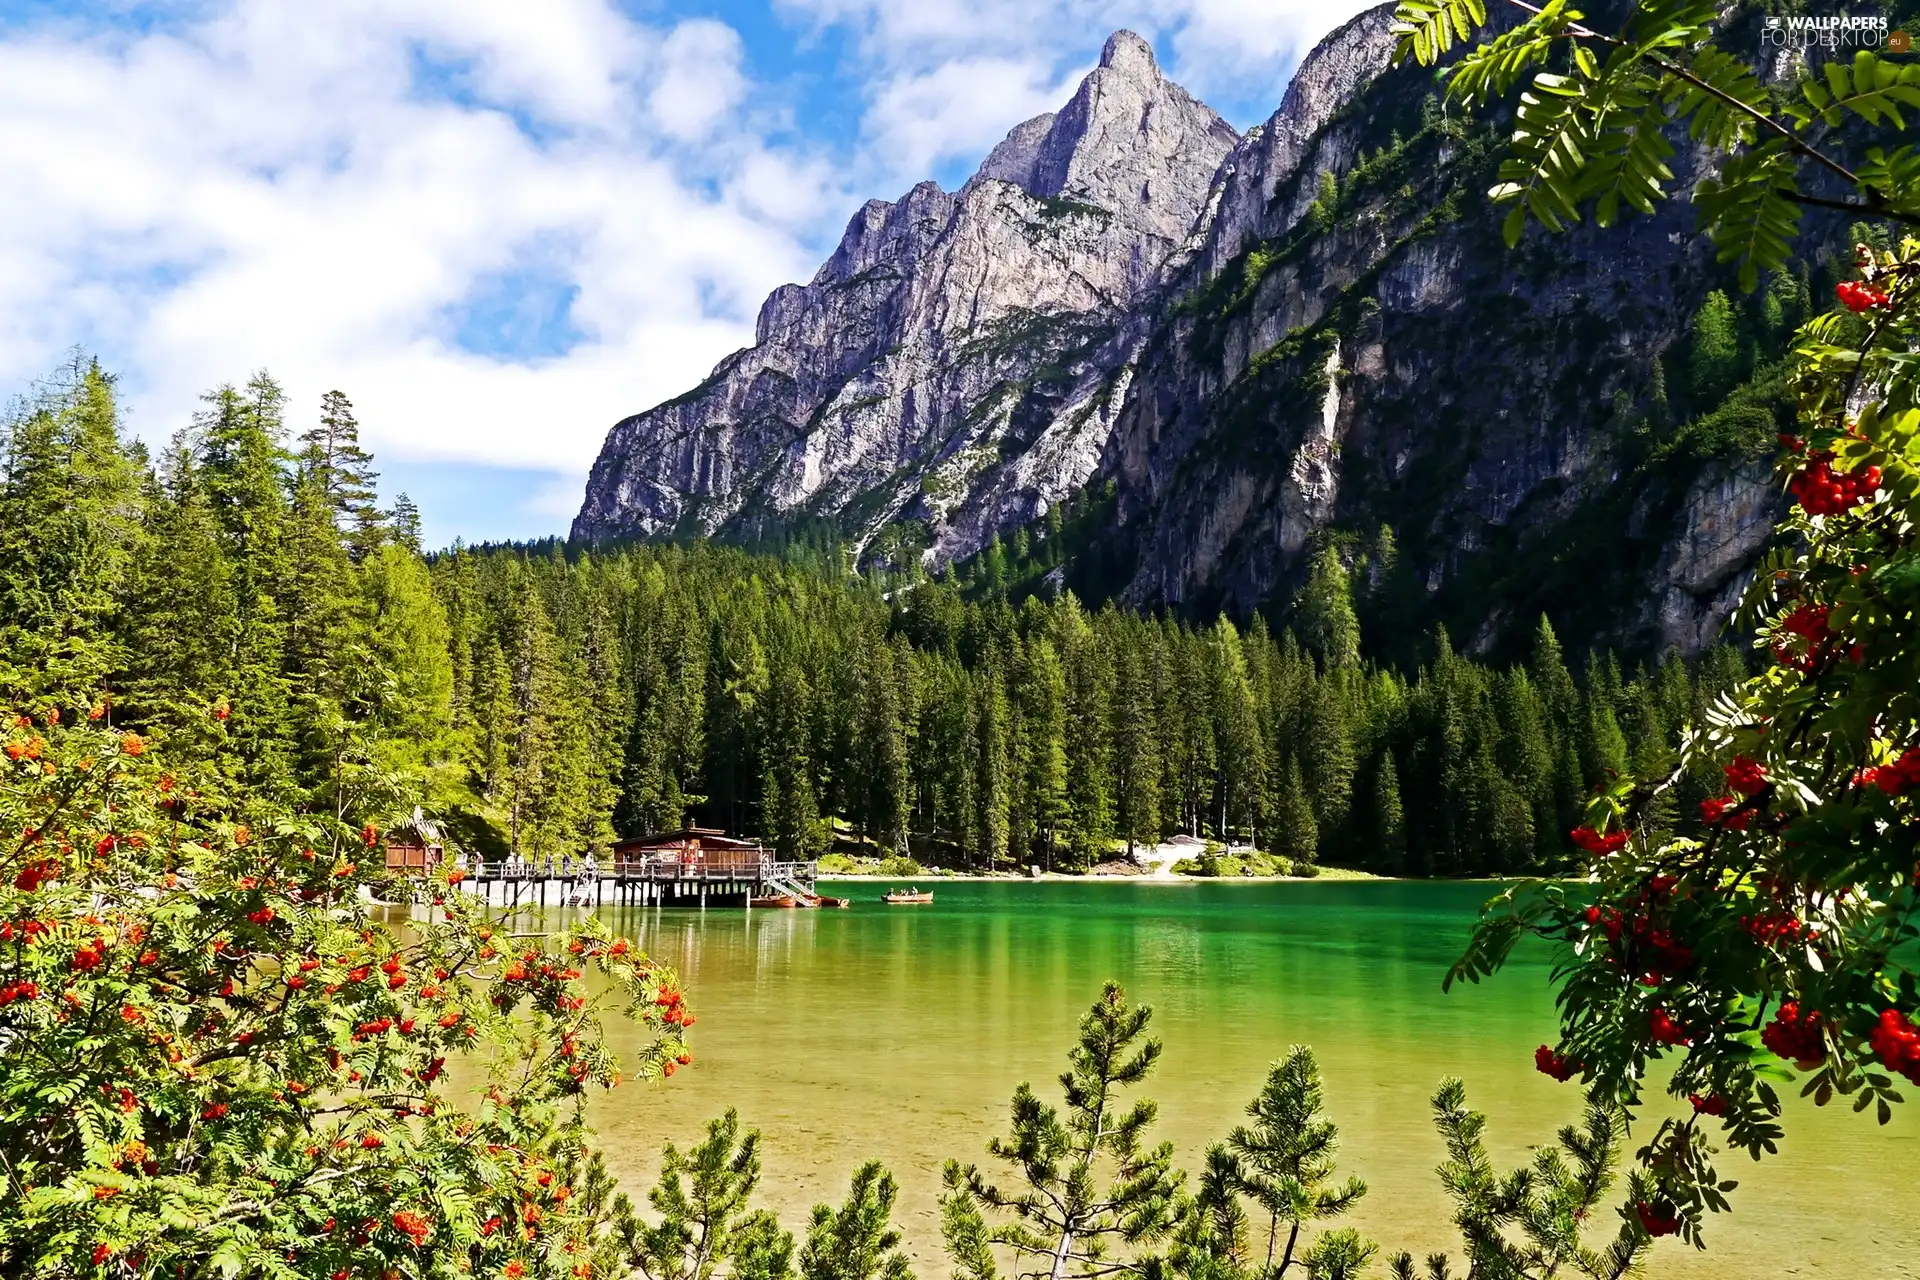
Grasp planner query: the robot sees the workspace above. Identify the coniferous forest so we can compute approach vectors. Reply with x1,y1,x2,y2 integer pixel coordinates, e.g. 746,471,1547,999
1,353,1754,878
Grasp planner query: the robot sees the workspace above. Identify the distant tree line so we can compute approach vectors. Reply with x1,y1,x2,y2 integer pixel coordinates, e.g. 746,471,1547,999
2,354,1746,875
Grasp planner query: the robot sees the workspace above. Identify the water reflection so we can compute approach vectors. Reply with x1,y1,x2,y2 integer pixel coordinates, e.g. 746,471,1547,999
543,881,1915,1279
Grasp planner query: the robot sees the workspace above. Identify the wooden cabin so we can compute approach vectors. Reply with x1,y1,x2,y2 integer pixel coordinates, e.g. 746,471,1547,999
383,809,446,875
610,827,765,878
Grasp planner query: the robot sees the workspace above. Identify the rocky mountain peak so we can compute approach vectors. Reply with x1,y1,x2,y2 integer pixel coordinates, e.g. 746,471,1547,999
971,30,1243,247
1099,29,1157,74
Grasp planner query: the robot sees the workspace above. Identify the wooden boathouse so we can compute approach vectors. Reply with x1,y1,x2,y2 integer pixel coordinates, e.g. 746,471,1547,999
466,827,821,908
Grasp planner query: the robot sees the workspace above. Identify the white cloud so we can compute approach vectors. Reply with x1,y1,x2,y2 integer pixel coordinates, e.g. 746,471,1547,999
650,21,750,140
0,0,839,492
777,0,1383,137
0,0,1379,540
866,56,1080,180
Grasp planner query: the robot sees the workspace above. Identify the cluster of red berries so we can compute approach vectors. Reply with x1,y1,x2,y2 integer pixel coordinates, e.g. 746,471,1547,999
1648,1007,1690,1046
1724,756,1767,795
1637,1201,1683,1237
4,735,46,763
1836,280,1892,312
0,919,51,943
1770,602,1837,672
0,980,40,1006
1740,912,1812,946
1698,796,1751,830
1642,929,1693,977
391,1210,433,1247
1853,747,1920,796
14,858,58,892
1761,1001,1826,1065
1568,825,1628,855
1534,1044,1579,1081
71,941,105,971
654,986,695,1027
1688,1093,1728,1117
1789,454,1881,517
1869,1009,1920,1085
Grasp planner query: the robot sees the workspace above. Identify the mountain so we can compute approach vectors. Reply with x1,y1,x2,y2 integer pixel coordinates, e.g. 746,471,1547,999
578,6,1813,661
572,31,1239,561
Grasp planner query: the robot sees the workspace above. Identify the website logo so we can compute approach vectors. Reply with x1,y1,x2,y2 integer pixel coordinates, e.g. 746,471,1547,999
1761,12,1909,51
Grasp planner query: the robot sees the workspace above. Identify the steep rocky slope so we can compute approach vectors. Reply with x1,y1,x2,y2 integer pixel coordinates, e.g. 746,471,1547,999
572,31,1239,560
579,5,1811,659
1087,5,1799,661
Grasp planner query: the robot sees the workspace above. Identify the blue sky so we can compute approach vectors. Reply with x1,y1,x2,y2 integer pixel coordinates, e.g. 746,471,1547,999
0,0,1375,549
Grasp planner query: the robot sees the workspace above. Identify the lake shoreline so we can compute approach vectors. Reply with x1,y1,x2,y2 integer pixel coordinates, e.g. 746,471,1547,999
818,866,1391,884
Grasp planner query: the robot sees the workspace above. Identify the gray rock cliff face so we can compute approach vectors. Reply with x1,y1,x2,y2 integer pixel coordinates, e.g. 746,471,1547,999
578,5,1793,658
571,30,1239,558
1090,4,1794,658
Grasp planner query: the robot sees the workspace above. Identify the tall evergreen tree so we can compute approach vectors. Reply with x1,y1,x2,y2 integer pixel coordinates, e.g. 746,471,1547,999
300,389,384,560
0,356,144,702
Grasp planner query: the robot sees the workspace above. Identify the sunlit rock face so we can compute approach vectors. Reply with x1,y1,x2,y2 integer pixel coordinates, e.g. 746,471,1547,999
579,4,1792,657
572,30,1240,563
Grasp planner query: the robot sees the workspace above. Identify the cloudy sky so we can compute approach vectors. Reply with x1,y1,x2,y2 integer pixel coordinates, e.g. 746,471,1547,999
0,0,1376,547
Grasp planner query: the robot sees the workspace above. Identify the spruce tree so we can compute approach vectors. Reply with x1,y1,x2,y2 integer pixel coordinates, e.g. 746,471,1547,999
798,1165,913,1280
1013,636,1069,870
1371,751,1406,876
1110,630,1162,859
1688,289,1739,406
1225,1046,1368,1278
1301,676,1354,839
0,355,145,702
1294,545,1361,672
1274,757,1318,867
974,669,1012,870
939,984,1183,1280
761,656,823,859
301,389,384,560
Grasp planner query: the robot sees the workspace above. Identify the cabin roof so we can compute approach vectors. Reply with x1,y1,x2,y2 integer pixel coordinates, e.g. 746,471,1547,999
611,827,762,852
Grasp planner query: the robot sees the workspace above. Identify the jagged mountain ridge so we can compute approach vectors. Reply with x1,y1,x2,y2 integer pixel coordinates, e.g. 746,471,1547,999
577,6,1799,659
572,31,1240,558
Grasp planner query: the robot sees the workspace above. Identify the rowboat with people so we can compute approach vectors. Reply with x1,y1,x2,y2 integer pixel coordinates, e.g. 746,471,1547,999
884,887,934,904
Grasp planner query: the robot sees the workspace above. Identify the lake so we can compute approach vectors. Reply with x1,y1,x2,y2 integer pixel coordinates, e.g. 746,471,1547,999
572,879,1916,1278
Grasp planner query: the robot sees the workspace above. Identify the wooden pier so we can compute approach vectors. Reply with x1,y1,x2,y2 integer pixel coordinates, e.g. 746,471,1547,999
459,828,821,910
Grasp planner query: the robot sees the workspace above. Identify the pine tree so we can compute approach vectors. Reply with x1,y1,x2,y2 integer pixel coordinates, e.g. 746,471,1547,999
1372,751,1405,875
0,355,145,702
301,390,384,560
1688,289,1739,407
799,1164,913,1280
1294,545,1361,671
624,1109,794,1280
940,984,1183,1280
1225,1047,1368,1278
761,655,823,859
1274,757,1318,867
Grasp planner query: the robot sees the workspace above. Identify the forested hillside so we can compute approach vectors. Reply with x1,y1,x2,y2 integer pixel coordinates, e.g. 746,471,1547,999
4,355,1746,875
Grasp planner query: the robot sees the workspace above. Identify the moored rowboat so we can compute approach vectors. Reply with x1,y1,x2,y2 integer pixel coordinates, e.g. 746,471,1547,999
749,894,798,908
